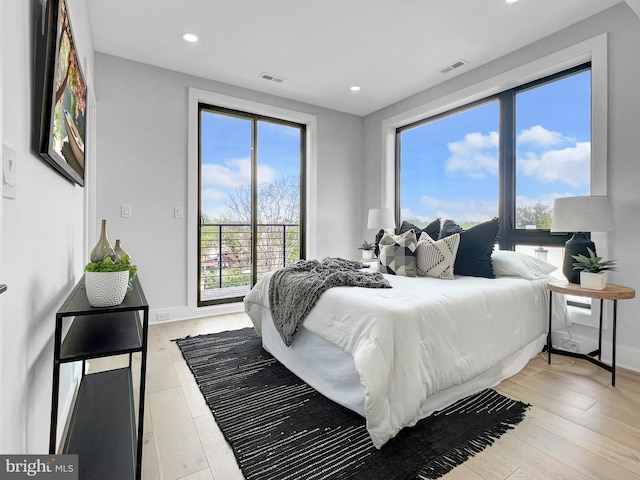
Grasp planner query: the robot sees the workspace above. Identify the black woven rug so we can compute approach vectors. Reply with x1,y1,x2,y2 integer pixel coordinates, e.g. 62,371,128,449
175,328,529,480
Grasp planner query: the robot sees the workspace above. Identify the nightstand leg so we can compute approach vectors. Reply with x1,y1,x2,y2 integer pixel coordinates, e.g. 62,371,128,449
547,291,553,365
598,299,604,360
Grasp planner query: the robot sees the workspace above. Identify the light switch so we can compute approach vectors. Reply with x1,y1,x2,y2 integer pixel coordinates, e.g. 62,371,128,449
121,204,132,218
3,144,16,199
174,206,184,219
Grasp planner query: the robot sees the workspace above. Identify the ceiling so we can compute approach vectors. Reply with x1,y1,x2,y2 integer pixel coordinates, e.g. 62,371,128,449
86,0,624,117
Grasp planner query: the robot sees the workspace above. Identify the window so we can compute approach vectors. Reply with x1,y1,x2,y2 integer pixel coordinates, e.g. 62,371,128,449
398,100,499,229
397,64,591,262
198,104,306,305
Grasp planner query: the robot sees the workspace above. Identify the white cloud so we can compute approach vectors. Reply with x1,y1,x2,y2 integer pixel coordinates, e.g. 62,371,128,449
517,125,569,147
519,141,590,187
419,196,497,223
446,132,499,178
201,188,226,202
515,193,557,210
201,158,277,188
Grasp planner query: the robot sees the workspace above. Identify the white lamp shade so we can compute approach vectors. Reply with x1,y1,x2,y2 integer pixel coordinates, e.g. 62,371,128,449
551,196,613,233
367,208,396,230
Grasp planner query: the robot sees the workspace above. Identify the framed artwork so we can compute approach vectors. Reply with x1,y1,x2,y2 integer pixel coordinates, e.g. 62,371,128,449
36,0,87,186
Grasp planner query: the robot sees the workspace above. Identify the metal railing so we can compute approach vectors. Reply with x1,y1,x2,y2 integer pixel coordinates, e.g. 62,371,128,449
199,222,300,295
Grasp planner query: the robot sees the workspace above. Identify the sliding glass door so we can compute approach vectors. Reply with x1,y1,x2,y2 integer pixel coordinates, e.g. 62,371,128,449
198,105,305,305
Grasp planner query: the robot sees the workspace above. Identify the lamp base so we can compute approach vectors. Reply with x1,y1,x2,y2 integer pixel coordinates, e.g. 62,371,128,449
563,233,596,284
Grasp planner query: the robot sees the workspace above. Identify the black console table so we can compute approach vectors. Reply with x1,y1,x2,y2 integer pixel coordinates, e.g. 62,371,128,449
50,275,149,480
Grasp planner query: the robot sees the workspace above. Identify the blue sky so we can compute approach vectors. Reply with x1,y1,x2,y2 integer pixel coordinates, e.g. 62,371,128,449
200,113,301,220
200,70,590,225
400,69,591,224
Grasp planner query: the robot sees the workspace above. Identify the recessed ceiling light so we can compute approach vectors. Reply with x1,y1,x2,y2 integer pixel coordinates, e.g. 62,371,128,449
183,33,198,43
350,85,361,92
505,0,519,3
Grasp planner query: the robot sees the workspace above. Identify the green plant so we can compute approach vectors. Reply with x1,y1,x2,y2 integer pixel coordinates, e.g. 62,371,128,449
85,254,138,289
358,240,375,251
571,248,617,273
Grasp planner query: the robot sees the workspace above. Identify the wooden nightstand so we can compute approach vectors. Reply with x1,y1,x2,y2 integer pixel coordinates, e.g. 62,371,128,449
546,281,635,386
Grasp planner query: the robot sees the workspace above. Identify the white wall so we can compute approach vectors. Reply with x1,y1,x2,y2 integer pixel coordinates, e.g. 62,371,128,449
93,54,364,322
1,0,94,453
626,0,640,18
363,3,640,371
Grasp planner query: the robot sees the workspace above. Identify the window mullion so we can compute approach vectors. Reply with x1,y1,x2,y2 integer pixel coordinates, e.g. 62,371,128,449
499,93,516,250
251,120,258,288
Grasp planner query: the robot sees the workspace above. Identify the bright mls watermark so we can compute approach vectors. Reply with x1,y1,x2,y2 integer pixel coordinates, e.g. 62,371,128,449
0,455,77,479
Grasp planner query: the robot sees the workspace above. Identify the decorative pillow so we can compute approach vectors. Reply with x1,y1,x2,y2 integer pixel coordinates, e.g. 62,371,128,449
416,232,460,279
373,229,385,257
439,219,464,238
492,250,557,279
378,230,417,277
439,218,500,278
398,219,441,241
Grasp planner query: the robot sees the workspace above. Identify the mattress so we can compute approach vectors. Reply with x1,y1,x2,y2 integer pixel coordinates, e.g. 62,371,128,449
259,308,547,418
245,271,567,448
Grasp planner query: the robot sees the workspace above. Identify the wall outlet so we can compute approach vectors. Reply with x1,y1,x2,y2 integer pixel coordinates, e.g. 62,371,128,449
157,312,171,322
3,144,17,199
121,204,132,218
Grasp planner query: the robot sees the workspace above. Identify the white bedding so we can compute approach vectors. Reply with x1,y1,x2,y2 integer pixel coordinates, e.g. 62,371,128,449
244,271,567,448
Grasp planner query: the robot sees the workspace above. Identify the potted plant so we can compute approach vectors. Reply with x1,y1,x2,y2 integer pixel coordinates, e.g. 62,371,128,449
84,254,137,307
358,240,376,260
571,248,616,290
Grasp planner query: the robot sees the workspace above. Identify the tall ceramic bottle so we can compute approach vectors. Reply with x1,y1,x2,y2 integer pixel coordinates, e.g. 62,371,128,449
90,219,115,262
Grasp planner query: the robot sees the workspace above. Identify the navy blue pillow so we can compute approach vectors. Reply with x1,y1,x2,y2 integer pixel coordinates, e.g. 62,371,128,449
439,218,499,278
398,219,441,241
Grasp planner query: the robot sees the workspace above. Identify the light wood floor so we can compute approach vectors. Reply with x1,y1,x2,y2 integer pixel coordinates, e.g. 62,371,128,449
133,313,640,480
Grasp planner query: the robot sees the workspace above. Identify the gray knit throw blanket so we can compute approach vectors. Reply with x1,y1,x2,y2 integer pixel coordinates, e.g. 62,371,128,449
268,257,392,346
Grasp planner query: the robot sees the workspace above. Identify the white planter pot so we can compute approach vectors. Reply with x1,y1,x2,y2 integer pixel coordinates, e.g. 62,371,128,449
85,270,130,307
580,271,607,290
361,250,374,260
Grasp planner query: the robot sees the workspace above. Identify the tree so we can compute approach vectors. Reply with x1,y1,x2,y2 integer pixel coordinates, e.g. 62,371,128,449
201,175,301,289
222,175,299,224
516,202,553,229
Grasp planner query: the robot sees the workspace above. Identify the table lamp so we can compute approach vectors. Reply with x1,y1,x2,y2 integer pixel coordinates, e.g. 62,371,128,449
367,208,396,231
368,208,396,257
551,195,613,284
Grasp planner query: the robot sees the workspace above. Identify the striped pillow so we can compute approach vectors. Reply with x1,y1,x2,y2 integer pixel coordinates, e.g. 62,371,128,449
416,233,460,279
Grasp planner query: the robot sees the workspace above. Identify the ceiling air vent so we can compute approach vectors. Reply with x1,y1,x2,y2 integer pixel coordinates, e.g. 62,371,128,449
439,59,468,74
260,72,286,83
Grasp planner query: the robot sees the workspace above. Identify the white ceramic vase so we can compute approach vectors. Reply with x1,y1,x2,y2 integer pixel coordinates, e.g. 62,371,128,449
85,270,130,307
362,249,374,260
580,271,607,290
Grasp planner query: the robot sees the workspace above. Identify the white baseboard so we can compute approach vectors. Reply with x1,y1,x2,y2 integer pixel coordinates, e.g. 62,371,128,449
150,302,245,324
552,328,640,373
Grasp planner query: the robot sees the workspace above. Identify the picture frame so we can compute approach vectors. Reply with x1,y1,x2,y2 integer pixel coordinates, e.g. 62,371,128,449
35,0,87,186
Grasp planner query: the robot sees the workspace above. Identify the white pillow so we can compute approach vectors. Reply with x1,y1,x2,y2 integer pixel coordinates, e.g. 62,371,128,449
416,232,460,279
492,250,557,279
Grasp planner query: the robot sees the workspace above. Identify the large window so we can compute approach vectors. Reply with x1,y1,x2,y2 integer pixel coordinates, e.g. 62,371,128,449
398,100,499,228
397,64,591,259
198,105,305,305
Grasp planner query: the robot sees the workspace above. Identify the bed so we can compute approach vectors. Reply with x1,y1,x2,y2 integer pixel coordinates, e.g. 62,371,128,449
244,248,568,449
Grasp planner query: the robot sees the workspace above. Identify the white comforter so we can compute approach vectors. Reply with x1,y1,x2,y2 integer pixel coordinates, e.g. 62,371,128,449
244,271,566,448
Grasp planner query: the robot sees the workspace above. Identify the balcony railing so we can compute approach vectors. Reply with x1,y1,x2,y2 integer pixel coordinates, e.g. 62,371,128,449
199,222,300,302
